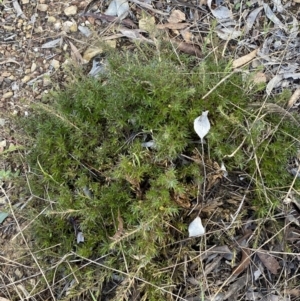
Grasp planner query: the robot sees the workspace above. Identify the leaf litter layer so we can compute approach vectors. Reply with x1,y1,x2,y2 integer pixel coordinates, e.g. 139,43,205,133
19,45,300,300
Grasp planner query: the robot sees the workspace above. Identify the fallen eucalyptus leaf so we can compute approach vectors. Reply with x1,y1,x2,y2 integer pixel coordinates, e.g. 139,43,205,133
232,49,258,68
41,37,63,49
105,0,129,19
188,216,205,237
263,3,286,31
0,212,9,224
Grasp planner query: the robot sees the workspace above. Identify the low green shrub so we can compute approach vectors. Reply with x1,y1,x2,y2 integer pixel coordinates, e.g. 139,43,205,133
22,44,300,299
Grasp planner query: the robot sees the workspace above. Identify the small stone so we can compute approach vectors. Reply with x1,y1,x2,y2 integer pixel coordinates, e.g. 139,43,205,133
47,16,56,23
51,59,60,70
3,92,13,99
64,5,77,16
37,4,48,11
21,0,30,3
2,72,11,77
31,62,37,72
54,22,61,31
43,77,51,87
21,75,31,83
3,25,14,31
34,26,44,33
69,22,78,32
62,21,72,32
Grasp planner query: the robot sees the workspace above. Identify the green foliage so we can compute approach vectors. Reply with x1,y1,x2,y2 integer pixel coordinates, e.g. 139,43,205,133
21,44,300,299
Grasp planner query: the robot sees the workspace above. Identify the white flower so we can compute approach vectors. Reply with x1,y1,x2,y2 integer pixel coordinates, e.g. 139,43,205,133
194,111,211,143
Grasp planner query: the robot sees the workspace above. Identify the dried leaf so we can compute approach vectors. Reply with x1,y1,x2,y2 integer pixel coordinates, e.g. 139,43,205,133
224,275,247,299
285,288,300,297
207,0,233,20
209,245,233,260
257,251,280,275
180,29,193,43
13,0,26,18
41,37,63,49
232,248,251,275
119,28,153,43
157,23,189,30
216,27,242,40
232,49,258,68
129,0,168,16
194,111,210,143
0,212,9,224
266,74,283,95
204,255,222,275
173,41,202,57
245,6,263,33
287,88,300,110
105,0,129,19
188,216,205,237
83,40,116,62
69,41,85,65
263,3,286,31
168,9,185,23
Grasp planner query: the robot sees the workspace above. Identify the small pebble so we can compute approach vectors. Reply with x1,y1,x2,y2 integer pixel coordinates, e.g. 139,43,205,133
37,4,48,11
64,5,77,16
3,91,13,99
22,75,31,83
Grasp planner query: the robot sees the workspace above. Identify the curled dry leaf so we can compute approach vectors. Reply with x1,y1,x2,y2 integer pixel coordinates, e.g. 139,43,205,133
232,49,258,69
172,40,202,57
257,251,280,275
69,41,85,65
287,88,300,109
168,9,186,23
232,248,251,275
